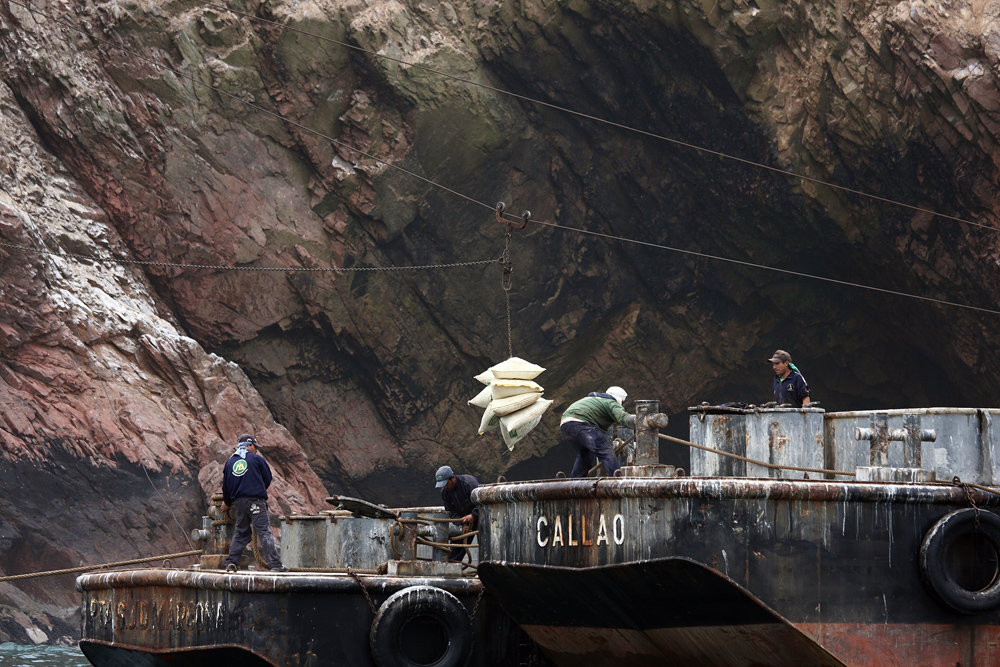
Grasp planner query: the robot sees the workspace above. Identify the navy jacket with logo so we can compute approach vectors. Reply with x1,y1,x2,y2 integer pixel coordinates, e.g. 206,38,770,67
222,452,273,506
773,370,810,407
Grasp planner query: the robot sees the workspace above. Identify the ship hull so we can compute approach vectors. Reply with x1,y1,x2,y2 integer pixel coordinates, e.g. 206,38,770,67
478,557,847,667
77,570,538,667
474,478,1000,666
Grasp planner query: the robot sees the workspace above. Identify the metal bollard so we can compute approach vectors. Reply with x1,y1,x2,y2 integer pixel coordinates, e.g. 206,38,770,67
855,413,936,467
635,400,659,465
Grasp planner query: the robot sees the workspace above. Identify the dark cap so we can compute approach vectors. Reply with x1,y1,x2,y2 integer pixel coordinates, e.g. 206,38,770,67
768,350,791,363
435,465,454,488
237,434,258,447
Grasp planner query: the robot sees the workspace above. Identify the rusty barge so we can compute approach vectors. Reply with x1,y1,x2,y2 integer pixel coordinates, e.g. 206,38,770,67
77,404,1000,667
475,403,1000,667
77,498,549,667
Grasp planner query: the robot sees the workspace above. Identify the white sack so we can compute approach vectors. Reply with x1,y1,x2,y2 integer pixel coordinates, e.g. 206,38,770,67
491,379,544,400
489,357,545,381
474,369,495,385
468,384,493,409
478,405,499,434
489,392,542,417
500,399,553,451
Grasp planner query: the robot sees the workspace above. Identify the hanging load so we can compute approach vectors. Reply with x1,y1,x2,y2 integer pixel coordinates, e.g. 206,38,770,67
491,379,543,399
489,357,545,381
500,399,553,451
468,385,493,409
469,357,551,448
479,406,499,434
490,392,544,416
474,369,496,385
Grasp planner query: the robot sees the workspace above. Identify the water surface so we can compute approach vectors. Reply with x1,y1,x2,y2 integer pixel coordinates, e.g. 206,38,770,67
0,643,90,667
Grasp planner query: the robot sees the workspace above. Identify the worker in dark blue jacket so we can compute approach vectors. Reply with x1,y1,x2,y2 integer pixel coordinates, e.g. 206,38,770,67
222,434,287,572
435,465,479,562
769,350,812,407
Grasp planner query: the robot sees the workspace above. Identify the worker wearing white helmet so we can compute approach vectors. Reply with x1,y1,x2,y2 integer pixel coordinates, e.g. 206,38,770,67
559,386,636,478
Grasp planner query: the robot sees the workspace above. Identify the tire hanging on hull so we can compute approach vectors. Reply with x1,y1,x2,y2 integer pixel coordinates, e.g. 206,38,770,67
369,585,474,667
920,508,1000,614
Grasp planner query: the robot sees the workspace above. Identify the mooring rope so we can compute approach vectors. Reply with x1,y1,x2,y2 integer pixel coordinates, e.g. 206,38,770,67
657,433,857,478
0,550,203,582
588,434,637,476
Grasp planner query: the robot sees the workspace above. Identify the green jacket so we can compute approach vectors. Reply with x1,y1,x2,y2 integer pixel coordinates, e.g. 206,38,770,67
561,394,631,430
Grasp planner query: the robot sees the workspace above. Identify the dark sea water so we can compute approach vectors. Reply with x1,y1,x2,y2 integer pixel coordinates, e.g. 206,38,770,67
0,643,90,667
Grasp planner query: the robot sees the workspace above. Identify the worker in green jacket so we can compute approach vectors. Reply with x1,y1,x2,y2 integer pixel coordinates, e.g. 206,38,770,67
560,387,636,477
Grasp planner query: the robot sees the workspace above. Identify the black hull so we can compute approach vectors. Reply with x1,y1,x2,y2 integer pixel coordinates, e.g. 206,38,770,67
473,478,1000,666
77,569,544,667
478,557,846,667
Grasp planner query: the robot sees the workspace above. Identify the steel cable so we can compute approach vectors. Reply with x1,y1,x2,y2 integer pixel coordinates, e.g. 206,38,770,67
6,0,997,316
532,220,1000,316
0,550,203,582
0,239,497,273
199,0,999,234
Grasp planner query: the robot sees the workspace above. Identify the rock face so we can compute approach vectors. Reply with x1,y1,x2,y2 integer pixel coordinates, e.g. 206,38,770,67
0,69,327,642
1,0,999,642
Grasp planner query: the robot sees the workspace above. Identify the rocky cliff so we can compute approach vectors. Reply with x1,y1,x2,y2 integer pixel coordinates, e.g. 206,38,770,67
1,0,999,642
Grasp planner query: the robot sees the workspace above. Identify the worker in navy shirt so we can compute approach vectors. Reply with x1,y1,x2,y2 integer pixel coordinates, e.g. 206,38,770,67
769,350,811,407
222,434,287,572
435,465,479,562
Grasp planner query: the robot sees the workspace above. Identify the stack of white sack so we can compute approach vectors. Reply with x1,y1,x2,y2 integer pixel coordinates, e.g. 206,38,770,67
468,357,552,451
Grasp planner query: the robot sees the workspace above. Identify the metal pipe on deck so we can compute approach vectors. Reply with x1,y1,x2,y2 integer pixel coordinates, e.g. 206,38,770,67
635,400,659,465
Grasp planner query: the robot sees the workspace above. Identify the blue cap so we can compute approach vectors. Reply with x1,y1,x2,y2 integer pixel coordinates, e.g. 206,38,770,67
435,465,454,488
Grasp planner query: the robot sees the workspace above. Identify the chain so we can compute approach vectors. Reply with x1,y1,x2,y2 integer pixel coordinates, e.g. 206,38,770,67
471,584,486,620
954,476,981,531
499,226,513,358
0,240,495,273
347,567,379,616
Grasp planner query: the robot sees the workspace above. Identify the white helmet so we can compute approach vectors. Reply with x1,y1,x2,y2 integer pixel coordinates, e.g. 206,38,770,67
606,386,627,405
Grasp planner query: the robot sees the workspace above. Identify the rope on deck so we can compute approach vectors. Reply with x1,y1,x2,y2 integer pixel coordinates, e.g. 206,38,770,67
657,433,857,478
0,550,203,582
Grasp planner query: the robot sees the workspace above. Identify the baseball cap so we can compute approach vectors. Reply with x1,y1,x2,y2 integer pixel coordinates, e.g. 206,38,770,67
606,386,627,405
237,434,258,446
434,465,454,488
768,350,791,363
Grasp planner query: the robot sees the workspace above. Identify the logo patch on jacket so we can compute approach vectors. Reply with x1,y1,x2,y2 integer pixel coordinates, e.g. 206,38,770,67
232,459,249,477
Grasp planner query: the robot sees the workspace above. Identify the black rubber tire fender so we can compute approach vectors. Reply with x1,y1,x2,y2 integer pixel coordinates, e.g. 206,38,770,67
920,508,1000,614
369,585,474,667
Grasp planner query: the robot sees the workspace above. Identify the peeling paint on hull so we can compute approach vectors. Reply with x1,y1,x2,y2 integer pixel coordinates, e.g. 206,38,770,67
474,478,1000,666
77,570,539,667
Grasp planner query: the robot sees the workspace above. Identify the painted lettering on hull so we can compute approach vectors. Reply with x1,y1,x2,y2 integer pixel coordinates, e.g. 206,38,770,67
536,514,625,547
90,599,228,633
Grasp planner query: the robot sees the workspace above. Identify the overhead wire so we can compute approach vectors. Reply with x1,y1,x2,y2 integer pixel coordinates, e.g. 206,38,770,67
5,0,999,317
200,0,1000,234
530,218,1000,316
0,239,497,272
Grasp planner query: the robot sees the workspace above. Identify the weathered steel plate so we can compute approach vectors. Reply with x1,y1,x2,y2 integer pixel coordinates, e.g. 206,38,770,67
478,557,846,667
77,569,537,667
325,495,397,519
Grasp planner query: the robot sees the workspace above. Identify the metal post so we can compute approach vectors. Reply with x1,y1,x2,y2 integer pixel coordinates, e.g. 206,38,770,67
635,400,659,465
902,413,937,467
398,511,418,561
431,518,450,562
871,413,889,466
